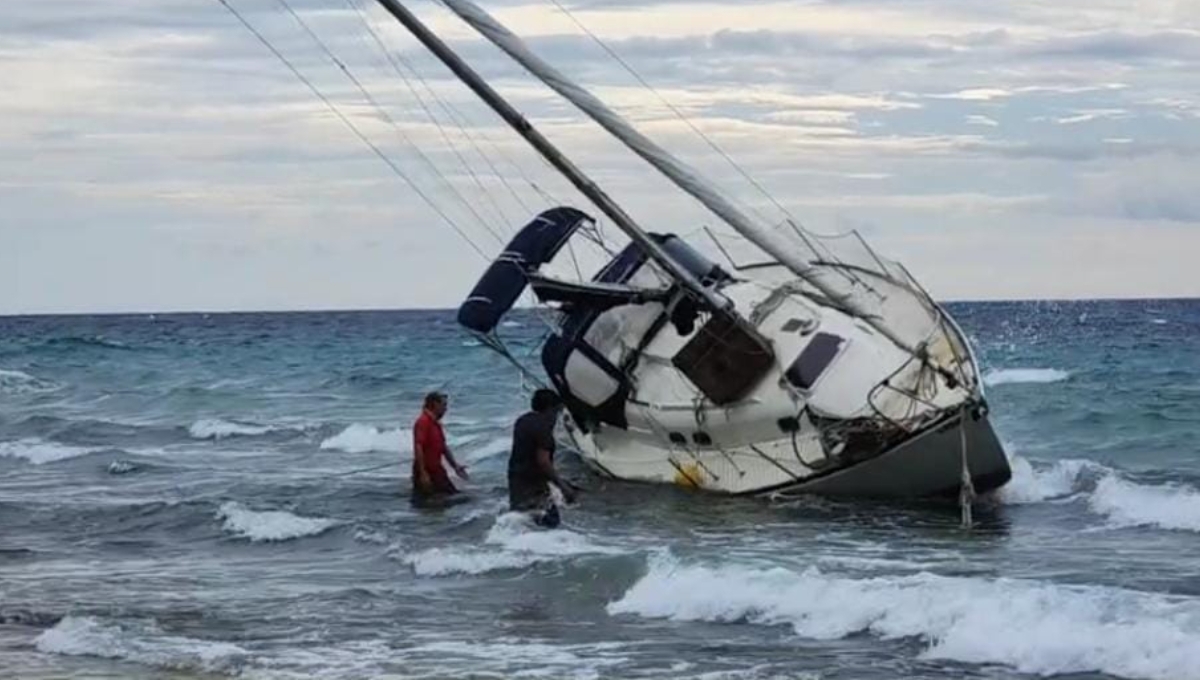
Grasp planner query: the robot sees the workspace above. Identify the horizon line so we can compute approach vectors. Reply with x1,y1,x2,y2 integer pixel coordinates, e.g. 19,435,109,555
2,293,1198,319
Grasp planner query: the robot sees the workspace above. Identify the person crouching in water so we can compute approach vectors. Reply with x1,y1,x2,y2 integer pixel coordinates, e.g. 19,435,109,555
508,388,576,528
411,391,468,505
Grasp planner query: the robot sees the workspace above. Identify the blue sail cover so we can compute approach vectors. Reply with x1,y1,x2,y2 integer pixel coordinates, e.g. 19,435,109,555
457,207,591,334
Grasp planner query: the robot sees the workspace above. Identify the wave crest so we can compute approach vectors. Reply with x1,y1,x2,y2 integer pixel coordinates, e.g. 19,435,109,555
320,424,408,454
1000,454,1200,533
1090,475,1200,532
188,418,275,440
35,616,247,674
609,554,1200,680
983,368,1070,387
1000,456,1097,504
0,368,61,395
404,512,623,576
0,439,95,465
217,502,338,542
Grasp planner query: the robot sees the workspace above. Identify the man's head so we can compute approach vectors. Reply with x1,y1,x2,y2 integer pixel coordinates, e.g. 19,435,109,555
530,388,562,414
424,391,448,419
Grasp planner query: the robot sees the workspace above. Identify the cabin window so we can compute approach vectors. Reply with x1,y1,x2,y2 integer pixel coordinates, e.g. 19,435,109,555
563,350,620,407
668,432,687,445
584,303,663,366
693,432,713,446
781,318,814,334
785,332,845,391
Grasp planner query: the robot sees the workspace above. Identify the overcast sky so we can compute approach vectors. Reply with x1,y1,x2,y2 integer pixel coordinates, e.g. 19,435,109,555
2,0,1198,314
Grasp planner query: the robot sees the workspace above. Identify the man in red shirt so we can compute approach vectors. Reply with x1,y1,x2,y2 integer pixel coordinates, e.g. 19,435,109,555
411,392,468,503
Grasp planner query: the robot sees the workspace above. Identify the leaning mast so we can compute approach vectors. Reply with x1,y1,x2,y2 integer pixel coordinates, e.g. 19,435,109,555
371,0,729,314
420,0,927,359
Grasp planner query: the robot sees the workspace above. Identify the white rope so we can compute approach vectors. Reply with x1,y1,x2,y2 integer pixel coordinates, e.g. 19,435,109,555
959,406,976,529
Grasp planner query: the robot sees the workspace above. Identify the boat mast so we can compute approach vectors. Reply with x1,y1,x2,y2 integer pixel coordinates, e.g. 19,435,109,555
370,0,730,314
428,0,925,358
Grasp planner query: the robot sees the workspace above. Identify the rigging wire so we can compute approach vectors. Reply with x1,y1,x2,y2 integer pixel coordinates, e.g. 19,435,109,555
274,0,509,246
544,0,779,226
356,0,571,219
343,0,518,232
543,0,870,284
212,0,490,260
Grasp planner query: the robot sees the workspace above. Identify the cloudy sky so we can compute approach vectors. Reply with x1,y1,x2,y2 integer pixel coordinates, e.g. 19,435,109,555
2,0,1198,314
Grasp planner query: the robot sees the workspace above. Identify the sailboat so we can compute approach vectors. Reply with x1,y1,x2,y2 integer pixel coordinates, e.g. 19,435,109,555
366,0,1011,502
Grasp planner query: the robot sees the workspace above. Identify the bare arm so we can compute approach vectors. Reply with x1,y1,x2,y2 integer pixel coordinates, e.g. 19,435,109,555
413,431,430,488
537,448,574,501
444,448,469,479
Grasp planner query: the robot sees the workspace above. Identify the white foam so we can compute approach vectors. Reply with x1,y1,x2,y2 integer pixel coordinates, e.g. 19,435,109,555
404,512,623,577
188,418,274,440
407,640,627,671
352,528,388,545
217,502,339,542
609,555,1200,680
999,456,1095,504
406,548,541,576
485,512,623,556
0,368,59,394
454,499,508,526
682,669,818,680
0,438,94,465
319,424,408,454
983,368,1070,387
35,616,247,673
1090,475,1200,533
247,638,627,680
107,460,139,475
999,454,1200,533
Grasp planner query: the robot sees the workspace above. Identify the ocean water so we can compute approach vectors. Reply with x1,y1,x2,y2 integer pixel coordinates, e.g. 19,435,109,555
1,299,1199,680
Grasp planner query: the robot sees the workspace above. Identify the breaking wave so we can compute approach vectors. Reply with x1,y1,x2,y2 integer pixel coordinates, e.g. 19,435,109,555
609,554,1200,680
404,512,623,576
983,368,1070,387
35,616,247,674
188,418,276,440
999,456,1097,504
484,511,622,556
319,424,408,454
405,548,540,576
999,455,1200,533
1090,475,1200,533
352,528,389,545
216,502,339,542
0,368,61,394
107,460,140,475
0,438,96,465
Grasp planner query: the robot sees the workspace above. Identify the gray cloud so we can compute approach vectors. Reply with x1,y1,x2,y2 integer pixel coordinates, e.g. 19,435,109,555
2,0,1198,314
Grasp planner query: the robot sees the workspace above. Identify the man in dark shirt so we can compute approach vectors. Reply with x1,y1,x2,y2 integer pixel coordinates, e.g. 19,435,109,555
508,388,575,527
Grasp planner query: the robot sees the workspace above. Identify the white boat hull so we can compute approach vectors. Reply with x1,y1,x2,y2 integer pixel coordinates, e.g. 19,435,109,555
566,408,1011,500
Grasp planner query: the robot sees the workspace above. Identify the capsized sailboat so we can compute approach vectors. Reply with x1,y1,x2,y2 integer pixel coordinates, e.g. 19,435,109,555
373,0,1012,500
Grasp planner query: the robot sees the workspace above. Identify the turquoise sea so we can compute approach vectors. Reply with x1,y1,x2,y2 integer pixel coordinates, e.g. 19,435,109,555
2,299,1198,679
